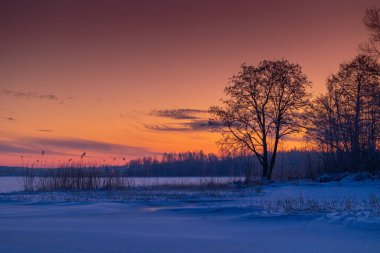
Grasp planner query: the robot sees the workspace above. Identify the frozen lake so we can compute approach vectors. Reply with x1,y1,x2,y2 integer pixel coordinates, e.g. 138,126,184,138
0,178,379,252
0,194,379,252
0,177,23,193
0,176,243,193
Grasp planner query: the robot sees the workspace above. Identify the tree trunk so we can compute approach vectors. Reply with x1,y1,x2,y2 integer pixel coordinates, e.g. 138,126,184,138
352,79,362,171
262,129,269,179
268,131,280,180
262,159,268,178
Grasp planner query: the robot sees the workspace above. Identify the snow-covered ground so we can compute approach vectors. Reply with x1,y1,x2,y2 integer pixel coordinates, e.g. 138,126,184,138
0,177,379,253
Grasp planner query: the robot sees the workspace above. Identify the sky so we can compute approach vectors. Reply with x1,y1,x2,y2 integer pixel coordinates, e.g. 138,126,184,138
0,0,378,166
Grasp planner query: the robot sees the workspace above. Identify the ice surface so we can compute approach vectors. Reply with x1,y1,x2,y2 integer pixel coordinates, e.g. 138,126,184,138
0,177,23,193
0,200,379,253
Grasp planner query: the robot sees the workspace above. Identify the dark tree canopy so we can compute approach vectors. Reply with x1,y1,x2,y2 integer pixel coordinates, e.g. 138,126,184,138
209,60,311,180
361,7,380,57
306,54,380,172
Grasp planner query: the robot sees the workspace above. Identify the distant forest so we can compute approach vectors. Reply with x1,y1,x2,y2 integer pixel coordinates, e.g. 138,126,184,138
0,150,322,180
124,150,323,179
1,148,378,180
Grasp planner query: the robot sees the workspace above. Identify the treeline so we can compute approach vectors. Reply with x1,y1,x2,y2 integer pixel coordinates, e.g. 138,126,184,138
0,150,320,179
2,149,370,179
124,150,321,179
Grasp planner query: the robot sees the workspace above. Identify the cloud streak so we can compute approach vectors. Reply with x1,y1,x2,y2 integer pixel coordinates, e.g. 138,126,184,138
4,117,16,121
31,138,154,155
0,142,66,156
0,143,35,154
150,109,208,120
1,89,73,103
37,129,52,132
146,108,212,132
0,137,157,157
145,120,211,132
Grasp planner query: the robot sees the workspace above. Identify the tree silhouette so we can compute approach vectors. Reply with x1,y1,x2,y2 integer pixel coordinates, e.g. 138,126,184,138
209,60,311,180
306,55,380,172
361,7,380,58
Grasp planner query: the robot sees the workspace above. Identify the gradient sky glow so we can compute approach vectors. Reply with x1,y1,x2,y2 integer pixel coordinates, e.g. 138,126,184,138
0,0,378,166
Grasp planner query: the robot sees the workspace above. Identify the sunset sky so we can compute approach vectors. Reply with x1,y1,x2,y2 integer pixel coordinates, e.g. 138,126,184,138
0,0,378,166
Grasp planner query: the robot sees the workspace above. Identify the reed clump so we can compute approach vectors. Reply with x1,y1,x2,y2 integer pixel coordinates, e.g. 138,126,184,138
23,163,129,191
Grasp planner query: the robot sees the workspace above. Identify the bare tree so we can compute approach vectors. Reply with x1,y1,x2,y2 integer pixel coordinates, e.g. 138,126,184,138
361,7,380,58
306,55,380,172
209,60,311,180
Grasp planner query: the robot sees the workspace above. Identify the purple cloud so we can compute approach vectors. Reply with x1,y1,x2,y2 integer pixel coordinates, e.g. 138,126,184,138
150,109,208,120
